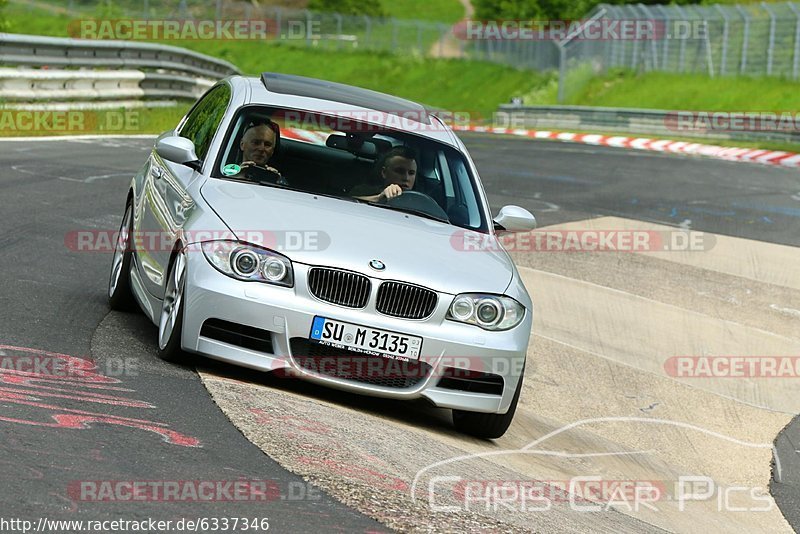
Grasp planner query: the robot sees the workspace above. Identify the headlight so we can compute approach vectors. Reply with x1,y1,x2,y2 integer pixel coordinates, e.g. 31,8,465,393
447,294,524,331
202,241,293,287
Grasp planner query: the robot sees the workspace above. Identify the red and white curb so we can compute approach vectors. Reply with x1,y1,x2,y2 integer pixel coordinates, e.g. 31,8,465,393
281,128,330,145
5,126,795,169
452,125,800,169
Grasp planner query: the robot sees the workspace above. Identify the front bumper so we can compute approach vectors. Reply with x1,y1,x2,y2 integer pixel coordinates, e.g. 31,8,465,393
182,252,532,414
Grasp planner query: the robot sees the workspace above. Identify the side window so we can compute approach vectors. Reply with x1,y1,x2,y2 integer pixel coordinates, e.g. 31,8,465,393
179,84,231,161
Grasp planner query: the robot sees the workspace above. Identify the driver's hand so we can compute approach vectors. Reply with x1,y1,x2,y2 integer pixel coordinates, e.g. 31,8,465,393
378,184,403,201
242,161,281,174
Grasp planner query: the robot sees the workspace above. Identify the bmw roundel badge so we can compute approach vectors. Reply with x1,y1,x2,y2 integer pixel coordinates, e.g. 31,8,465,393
369,259,385,271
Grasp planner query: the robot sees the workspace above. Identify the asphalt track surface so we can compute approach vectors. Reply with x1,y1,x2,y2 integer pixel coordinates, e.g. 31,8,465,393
0,134,797,532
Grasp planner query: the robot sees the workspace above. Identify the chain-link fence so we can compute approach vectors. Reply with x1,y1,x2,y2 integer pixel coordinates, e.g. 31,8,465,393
11,0,452,57
554,3,800,102
8,0,800,104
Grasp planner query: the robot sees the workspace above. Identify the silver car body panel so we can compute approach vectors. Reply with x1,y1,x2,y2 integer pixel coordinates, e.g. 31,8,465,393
125,74,533,414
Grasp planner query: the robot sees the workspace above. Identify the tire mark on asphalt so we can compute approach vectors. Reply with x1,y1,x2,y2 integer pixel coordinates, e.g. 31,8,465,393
0,344,200,447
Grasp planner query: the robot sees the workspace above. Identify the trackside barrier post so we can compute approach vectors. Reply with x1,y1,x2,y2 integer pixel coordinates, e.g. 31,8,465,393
715,5,730,76
736,5,750,74
638,4,659,71
674,4,689,72
761,2,776,76
656,5,671,69
556,7,607,103
789,3,800,80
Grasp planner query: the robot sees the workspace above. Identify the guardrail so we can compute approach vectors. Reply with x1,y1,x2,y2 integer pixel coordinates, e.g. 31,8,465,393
0,33,240,78
0,67,215,101
496,104,800,144
0,33,239,106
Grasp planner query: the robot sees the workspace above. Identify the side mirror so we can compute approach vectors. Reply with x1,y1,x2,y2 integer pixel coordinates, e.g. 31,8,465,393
493,205,537,233
156,136,201,170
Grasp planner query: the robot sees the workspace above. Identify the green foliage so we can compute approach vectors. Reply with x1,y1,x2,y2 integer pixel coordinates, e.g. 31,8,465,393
0,0,8,32
308,0,386,18
558,69,800,111
380,0,465,23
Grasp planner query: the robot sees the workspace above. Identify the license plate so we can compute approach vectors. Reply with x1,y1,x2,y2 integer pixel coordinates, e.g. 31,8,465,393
309,316,422,361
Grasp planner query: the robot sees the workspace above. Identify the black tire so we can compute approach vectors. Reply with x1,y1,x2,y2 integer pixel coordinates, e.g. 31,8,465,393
108,203,137,311
156,250,187,363
452,366,525,439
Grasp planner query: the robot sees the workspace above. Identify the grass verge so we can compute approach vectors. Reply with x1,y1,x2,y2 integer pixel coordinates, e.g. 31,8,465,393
527,68,800,112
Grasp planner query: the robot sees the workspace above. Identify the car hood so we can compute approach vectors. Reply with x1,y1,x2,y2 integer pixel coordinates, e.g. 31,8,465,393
200,179,514,294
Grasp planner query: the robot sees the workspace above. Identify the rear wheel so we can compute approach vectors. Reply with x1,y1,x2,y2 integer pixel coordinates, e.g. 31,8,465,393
108,204,136,311
452,366,525,439
157,249,187,362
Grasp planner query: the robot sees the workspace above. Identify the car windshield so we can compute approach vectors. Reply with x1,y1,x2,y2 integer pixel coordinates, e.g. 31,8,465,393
212,106,489,232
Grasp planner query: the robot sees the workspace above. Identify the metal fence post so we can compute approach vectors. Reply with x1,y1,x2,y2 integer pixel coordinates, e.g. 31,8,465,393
611,6,625,68
216,0,223,20
143,0,149,20
557,8,607,104
304,10,312,47
637,4,658,71
736,5,750,74
656,5,670,70
557,45,568,103
417,22,423,54
674,4,688,72
789,2,800,80
690,5,714,77
335,14,343,50
714,5,729,75
365,16,372,50
761,2,776,75
274,7,282,43
626,5,640,70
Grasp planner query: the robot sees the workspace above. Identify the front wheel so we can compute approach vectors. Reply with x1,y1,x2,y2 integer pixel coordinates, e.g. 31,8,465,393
452,366,525,439
157,249,187,362
108,204,136,311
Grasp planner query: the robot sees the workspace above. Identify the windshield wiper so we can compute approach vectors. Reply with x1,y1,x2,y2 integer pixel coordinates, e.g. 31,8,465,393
367,202,450,224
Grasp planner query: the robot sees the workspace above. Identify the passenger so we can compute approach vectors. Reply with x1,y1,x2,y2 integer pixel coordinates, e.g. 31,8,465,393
350,146,418,202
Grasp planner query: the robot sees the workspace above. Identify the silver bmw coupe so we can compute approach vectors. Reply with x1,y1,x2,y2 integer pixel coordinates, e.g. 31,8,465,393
108,72,537,438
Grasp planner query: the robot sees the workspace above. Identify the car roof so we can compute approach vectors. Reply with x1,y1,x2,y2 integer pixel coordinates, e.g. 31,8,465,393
241,74,459,146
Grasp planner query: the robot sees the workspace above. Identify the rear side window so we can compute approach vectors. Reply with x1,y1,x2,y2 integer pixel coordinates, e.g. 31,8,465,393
179,84,231,161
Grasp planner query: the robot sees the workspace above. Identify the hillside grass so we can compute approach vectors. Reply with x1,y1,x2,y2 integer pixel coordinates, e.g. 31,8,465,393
2,2,799,153
545,69,800,111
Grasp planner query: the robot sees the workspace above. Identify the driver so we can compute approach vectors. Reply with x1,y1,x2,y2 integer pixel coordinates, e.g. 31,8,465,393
350,146,417,202
236,120,285,183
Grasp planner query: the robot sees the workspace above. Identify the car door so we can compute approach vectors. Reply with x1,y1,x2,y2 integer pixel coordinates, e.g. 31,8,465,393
137,83,231,298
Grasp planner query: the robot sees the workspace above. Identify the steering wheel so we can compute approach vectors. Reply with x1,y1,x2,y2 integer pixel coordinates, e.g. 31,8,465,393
244,165,283,185
385,190,449,221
